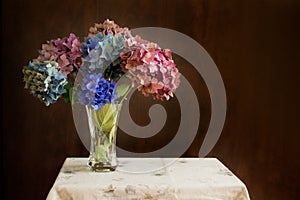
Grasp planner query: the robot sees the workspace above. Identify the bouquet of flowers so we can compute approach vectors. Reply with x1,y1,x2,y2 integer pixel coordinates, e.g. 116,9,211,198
22,19,181,171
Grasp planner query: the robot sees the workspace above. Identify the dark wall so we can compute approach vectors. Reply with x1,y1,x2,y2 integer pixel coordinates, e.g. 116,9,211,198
2,0,300,199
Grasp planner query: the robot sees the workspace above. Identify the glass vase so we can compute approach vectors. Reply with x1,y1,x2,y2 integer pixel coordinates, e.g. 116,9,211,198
86,103,122,172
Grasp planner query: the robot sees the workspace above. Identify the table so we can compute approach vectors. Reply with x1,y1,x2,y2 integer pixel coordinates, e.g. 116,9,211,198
47,158,250,200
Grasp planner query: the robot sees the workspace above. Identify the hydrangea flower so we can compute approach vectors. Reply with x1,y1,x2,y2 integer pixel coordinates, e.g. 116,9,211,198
79,73,117,110
35,33,82,76
22,19,181,109
123,47,181,100
22,61,68,106
136,64,180,100
88,19,128,37
80,33,125,73
88,19,151,48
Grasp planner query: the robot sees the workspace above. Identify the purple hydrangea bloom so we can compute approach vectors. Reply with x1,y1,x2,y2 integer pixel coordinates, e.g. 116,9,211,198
79,73,117,110
35,33,82,76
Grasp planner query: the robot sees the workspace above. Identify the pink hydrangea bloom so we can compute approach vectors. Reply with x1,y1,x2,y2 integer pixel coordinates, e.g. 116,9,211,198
35,33,82,76
125,47,181,100
88,19,129,37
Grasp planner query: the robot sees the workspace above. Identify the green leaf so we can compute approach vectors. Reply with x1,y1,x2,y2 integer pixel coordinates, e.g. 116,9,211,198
93,104,118,133
116,84,131,98
68,87,73,103
108,125,117,144
95,145,108,162
70,84,80,104
62,93,70,103
62,82,74,103
64,82,73,90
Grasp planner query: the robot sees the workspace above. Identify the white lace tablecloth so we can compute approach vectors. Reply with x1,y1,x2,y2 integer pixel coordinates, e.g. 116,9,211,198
46,158,250,200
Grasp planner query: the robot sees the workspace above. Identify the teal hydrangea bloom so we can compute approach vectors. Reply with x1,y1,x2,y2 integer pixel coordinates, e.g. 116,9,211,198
23,61,68,106
80,33,125,72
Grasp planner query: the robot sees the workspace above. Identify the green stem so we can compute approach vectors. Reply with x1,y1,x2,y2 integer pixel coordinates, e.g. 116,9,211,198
119,87,132,105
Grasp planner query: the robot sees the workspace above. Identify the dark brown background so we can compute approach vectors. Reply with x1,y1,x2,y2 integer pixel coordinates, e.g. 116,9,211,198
2,0,300,199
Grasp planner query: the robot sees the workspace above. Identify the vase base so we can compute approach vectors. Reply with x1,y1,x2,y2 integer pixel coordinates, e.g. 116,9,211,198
88,161,117,172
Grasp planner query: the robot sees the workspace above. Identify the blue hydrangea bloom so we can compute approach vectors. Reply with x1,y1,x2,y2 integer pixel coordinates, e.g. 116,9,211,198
80,33,125,73
23,61,68,106
79,73,117,110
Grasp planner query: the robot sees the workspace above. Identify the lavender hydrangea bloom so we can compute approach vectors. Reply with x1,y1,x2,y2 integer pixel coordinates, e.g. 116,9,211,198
23,62,68,106
80,33,125,72
79,73,117,110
